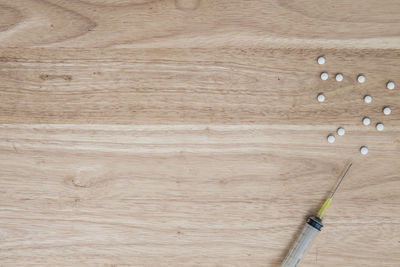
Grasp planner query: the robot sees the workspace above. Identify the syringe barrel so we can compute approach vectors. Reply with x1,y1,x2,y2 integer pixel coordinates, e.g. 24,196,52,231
281,216,323,267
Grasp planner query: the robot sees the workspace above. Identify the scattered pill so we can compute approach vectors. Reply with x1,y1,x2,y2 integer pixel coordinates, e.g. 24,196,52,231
360,146,368,155
362,117,371,126
327,135,335,143
376,123,384,131
364,95,372,104
337,127,345,136
321,72,329,81
357,75,366,83
387,81,395,90
317,93,325,102
317,56,326,65
336,73,343,82
383,107,391,115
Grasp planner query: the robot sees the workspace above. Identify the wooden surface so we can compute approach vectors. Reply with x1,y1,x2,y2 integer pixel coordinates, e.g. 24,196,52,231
1,1,400,266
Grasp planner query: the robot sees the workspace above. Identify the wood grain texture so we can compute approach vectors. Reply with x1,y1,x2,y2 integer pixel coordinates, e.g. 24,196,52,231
1,48,400,125
1,124,399,266
0,1,400,266
1,0,400,49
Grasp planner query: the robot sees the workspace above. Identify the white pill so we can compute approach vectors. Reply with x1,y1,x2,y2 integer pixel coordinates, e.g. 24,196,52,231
337,127,345,136
362,117,371,126
336,73,344,82
360,146,368,155
321,72,329,81
364,95,372,104
376,123,384,131
327,135,335,143
317,93,325,102
317,56,326,65
383,107,391,115
357,75,366,83
387,81,395,90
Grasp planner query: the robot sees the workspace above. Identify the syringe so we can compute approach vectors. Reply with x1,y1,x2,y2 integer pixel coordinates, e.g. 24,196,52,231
281,162,352,267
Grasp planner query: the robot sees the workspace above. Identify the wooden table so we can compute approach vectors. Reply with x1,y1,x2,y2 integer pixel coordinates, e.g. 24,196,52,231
1,1,399,266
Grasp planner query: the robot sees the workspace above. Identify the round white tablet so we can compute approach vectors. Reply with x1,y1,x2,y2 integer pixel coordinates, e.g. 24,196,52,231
337,127,345,136
376,123,384,131
387,81,395,90
383,107,391,115
317,93,325,102
364,95,372,104
357,75,366,83
362,117,371,126
360,146,368,155
317,56,326,65
327,135,335,143
321,72,329,81
336,73,343,82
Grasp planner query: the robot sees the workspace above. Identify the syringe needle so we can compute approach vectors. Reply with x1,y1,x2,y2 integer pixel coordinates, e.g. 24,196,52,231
330,162,352,199
318,162,352,219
